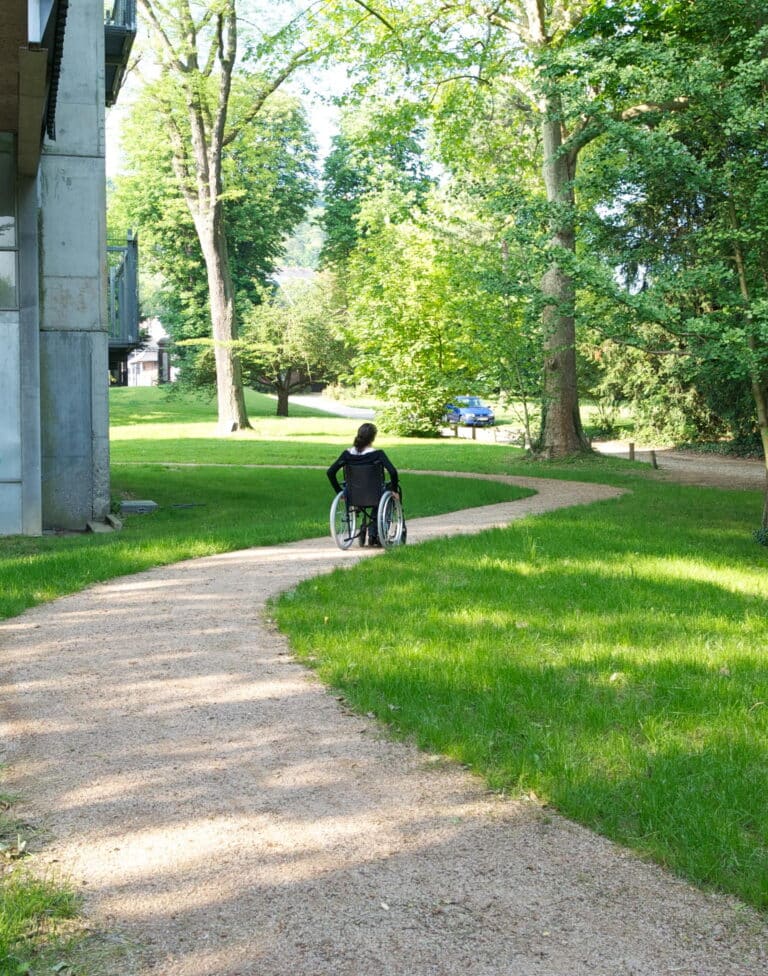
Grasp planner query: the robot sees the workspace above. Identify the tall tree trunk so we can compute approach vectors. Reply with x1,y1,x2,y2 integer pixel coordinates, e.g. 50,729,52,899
198,208,251,433
538,105,590,456
729,202,768,529
276,382,290,417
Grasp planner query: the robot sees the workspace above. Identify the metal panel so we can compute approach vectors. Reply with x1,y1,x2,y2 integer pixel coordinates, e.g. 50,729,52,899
40,330,93,528
0,484,22,535
0,316,21,482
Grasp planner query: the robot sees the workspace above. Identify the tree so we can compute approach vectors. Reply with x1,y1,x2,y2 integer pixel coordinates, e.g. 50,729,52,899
575,3,768,528
339,181,540,435
238,275,349,415
108,81,316,385
325,1,694,455
137,0,320,433
319,102,433,268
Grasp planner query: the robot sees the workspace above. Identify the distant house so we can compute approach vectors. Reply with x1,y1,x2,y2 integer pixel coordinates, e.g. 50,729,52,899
127,319,177,387
0,1,135,534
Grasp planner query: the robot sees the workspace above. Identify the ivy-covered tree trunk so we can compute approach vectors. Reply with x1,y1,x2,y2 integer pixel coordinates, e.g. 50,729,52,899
198,209,250,432
733,228,768,530
524,2,590,457
537,102,590,456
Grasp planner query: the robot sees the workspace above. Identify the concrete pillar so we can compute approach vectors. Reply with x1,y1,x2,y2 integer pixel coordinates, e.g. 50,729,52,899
39,0,109,529
18,174,42,534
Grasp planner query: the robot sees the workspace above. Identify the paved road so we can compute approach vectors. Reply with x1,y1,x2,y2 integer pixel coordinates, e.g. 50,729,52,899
290,393,375,420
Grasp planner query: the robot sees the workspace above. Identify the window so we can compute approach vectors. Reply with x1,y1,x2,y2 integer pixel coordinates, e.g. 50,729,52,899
0,134,17,309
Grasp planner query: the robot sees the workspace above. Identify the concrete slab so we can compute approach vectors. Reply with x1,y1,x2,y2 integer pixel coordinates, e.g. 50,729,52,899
39,276,103,332
0,317,21,482
39,331,95,529
40,157,107,280
120,500,158,515
0,483,22,535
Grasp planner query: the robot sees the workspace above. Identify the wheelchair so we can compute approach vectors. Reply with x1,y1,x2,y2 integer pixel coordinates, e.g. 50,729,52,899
330,462,405,550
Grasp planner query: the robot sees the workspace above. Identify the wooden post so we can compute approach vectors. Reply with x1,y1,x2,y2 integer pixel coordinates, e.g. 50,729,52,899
453,424,459,438
629,442,635,461
650,450,658,469
471,426,477,441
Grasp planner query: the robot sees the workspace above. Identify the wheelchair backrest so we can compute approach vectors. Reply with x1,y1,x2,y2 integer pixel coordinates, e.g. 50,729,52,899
344,461,385,507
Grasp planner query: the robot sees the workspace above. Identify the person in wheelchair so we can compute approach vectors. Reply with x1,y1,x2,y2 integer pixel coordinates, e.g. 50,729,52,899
327,422,402,548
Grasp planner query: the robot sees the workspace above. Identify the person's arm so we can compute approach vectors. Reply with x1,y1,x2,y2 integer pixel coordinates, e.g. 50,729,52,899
327,453,346,493
380,451,399,492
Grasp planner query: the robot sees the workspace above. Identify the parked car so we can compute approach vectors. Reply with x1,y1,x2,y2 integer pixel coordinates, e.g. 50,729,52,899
444,396,495,427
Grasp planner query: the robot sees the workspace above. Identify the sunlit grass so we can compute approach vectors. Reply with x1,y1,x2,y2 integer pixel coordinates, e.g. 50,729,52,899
275,482,768,909
109,389,653,487
0,869,78,973
108,386,329,426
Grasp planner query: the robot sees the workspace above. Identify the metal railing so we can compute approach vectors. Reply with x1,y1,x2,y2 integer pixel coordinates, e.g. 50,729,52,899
107,232,139,347
105,0,136,30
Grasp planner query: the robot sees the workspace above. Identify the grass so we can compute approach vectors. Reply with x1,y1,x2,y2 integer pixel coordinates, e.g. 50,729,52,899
0,868,78,974
3,385,767,939
275,478,768,910
108,386,331,426
110,388,644,480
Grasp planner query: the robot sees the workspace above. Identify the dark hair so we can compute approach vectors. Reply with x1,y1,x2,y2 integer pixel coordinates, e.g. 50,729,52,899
354,422,377,452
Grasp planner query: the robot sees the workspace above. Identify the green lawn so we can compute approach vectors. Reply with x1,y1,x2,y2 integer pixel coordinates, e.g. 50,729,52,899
0,869,78,975
110,388,641,479
109,386,330,426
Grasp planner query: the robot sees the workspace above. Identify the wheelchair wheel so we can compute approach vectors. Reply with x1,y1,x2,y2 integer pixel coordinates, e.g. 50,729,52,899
330,492,358,549
377,491,404,549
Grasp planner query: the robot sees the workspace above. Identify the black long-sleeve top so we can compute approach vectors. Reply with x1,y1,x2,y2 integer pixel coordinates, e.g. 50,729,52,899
327,448,399,494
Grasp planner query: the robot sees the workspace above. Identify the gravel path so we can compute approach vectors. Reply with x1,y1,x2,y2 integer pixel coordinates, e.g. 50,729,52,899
593,442,767,491
2,473,767,975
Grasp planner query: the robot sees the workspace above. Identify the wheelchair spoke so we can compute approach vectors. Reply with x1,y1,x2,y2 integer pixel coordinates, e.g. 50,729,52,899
330,492,359,550
377,491,404,549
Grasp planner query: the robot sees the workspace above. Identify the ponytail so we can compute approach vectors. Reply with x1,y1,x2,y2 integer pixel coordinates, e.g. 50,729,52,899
354,422,377,452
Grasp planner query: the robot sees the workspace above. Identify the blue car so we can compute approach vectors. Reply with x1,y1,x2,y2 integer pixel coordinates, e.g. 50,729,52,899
444,396,495,427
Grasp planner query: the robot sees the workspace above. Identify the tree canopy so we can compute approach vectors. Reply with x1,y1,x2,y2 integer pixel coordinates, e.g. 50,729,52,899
109,79,316,379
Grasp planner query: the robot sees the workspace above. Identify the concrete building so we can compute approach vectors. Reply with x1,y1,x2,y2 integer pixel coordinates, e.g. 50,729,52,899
0,1,135,534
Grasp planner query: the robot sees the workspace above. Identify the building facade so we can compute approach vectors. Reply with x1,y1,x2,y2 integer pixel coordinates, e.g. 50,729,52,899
0,1,134,534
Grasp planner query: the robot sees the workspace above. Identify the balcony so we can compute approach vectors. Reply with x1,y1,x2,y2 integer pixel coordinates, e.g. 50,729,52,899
104,0,136,107
107,231,139,349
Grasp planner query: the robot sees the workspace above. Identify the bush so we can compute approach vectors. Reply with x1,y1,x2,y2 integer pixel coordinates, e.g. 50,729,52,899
377,401,441,437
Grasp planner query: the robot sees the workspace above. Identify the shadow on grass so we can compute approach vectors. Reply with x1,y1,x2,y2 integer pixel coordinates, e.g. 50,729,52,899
276,488,768,909
3,545,766,971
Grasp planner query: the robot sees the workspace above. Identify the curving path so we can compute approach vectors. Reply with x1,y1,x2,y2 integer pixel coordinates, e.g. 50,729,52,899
1,474,767,976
